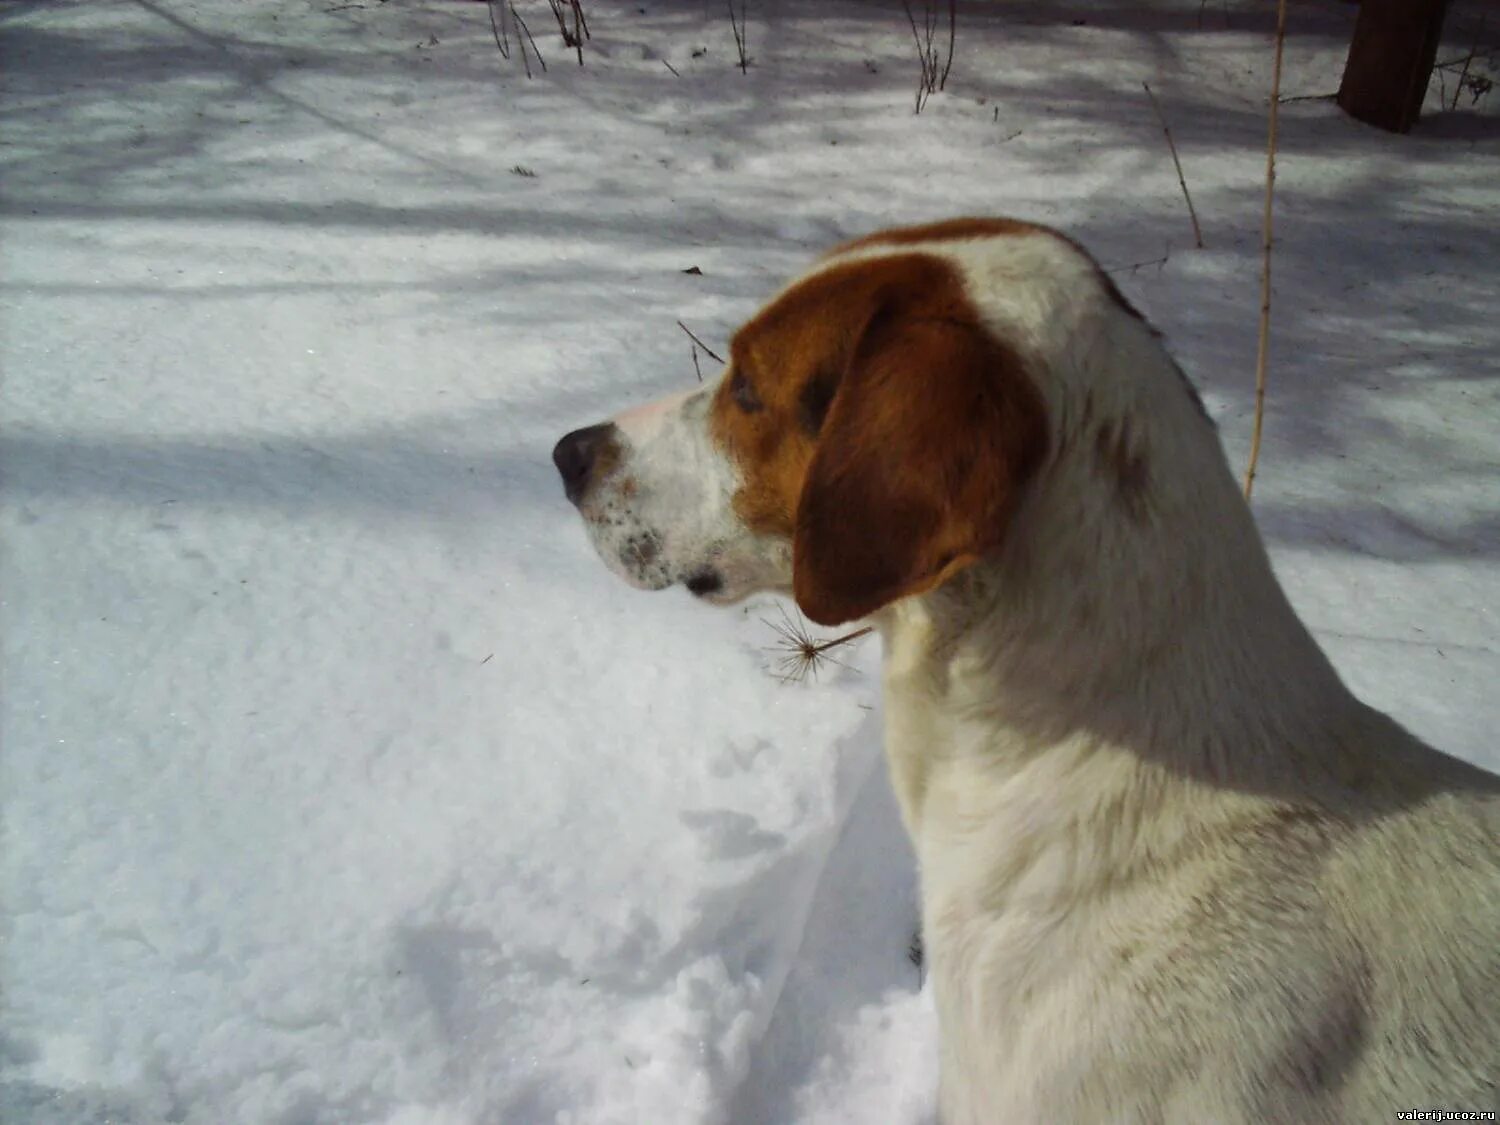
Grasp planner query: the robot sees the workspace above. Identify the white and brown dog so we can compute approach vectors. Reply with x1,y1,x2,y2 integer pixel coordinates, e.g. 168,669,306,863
553,219,1500,1122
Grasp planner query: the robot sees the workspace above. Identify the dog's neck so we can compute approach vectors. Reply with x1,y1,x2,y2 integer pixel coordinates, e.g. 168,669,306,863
875,411,1369,847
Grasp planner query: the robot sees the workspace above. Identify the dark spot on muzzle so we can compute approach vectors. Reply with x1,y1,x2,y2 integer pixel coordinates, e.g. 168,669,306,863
685,568,724,597
620,531,662,570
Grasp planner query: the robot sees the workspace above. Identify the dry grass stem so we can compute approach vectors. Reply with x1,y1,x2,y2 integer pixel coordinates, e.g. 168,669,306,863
512,2,546,77
1142,82,1203,249
940,0,956,90
903,0,943,113
487,0,511,60
546,0,590,65
1244,0,1288,500
1452,11,1490,111
676,321,725,365
728,1,749,74
1104,248,1171,276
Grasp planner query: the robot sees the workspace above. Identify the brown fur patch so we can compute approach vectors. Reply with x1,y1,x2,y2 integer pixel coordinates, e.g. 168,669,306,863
709,251,1049,626
1094,416,1150,520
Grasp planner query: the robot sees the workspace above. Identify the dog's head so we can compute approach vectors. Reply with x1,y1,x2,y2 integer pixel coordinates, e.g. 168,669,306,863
553,223,1053,627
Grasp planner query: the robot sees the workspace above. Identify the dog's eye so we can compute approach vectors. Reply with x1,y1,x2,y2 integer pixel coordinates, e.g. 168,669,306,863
730,370,763,413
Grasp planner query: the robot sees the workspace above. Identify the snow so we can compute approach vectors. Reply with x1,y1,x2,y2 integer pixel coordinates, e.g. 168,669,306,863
1,0,1496,1121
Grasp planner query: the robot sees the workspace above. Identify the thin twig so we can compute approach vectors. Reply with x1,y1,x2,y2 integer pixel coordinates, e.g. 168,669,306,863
939,0,956,90
572,0,589,54
902,0,940,113
1142,82,1203,249
1453,11,1489,112
1244,0,1288,501
546,0,587,64
662,58,681,77
1436,47,1500,70
512,2,547,76
1277,92,1335,104
677,321,725,364
1104,251,1170,275
690,344,703,383
487,0,511,59
728,0,749,74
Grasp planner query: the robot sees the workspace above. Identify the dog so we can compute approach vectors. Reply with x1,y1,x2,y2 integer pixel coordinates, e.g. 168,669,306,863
553,218,1500,1122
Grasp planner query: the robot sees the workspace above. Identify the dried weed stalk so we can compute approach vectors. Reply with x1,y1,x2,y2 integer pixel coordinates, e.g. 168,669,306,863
547,0,590,66
942,0,956,89
1142,82,1203,249
1104,244,1171,276
902,0,951,114
763,604,874,685
487,2,545,78
676,320,725,365
728,1,749,74
1244,0,1288,500
512,3,547,77
1449,11,1492,110
487,0,511,60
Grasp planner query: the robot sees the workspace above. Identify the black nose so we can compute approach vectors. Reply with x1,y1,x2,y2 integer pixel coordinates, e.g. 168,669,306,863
552,423,615,504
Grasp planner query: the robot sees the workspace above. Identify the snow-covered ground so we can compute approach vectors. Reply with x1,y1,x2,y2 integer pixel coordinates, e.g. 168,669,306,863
2,1,1497,1121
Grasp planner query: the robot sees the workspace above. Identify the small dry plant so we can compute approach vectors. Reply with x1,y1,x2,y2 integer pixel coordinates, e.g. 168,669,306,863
1436,12,1495,110
902,0,956,114
546,0,591,66
488,0,548,78
728,1,750,73
763,604,874,685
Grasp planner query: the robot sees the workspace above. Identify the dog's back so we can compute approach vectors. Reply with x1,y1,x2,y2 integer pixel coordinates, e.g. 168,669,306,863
928,705,1500,1124
1316,715,1500,1117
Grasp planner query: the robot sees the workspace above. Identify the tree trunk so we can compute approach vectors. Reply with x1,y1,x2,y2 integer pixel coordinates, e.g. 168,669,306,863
1337,0,1449,133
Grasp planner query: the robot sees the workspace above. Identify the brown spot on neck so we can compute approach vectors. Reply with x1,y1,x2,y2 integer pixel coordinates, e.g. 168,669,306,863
1094,416,1151,521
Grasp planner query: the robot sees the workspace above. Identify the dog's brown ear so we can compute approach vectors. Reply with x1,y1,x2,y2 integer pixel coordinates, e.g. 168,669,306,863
792,307,1048,627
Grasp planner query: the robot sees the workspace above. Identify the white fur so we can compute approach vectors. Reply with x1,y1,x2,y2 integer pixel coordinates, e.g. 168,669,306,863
567,228,1500,1122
